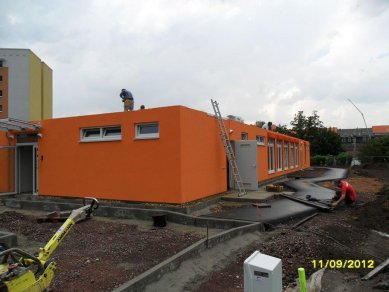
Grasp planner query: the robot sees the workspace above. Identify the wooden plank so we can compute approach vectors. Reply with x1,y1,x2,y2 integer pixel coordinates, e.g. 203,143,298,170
362,258,389,280
292,213,319,229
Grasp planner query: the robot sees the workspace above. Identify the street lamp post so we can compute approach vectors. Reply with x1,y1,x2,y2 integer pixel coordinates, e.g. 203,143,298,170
347,98,371,140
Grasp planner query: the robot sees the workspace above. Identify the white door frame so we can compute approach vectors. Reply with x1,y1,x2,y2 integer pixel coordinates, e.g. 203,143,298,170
16,142,38,195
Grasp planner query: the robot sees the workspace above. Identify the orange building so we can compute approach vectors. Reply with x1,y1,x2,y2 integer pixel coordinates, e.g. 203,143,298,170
0,106,310,203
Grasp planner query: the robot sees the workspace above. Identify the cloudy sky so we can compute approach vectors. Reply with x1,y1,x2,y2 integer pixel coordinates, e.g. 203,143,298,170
1,0,388,129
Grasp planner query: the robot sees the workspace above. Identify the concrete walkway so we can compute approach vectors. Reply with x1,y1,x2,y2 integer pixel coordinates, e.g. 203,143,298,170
285,167,348,200
203,168,347,223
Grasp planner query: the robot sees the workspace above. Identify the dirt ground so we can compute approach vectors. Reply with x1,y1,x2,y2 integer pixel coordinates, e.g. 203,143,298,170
0,166,388,291
194,166,389,292
0,211,206,291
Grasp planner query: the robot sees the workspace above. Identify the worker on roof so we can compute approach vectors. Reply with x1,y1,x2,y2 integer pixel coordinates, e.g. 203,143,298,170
332,179,357,208
120,89,134,112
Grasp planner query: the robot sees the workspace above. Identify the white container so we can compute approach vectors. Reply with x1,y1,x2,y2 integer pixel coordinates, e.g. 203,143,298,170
244,251,282,292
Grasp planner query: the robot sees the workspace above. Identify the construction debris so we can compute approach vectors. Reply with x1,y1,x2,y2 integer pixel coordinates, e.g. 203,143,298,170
291,213,319,230
279,193,332,211
265,185,284,192
251,203,271,208
362,258,389,281
36,211,72,223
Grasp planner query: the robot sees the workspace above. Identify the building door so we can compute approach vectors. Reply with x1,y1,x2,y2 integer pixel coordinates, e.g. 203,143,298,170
232,140,258,191
17,144,38,194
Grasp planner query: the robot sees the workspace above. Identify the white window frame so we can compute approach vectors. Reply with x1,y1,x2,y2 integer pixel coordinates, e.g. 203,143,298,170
135,122,160,139
290,143,294,169
256,135,265,146
268,138,275,174
80,125,122,142
295,143,299,167
277,140,282,171
241,132,248,140
284,141,289,170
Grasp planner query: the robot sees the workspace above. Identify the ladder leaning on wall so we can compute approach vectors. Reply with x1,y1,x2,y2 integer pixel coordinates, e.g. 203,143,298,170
211,99,246,197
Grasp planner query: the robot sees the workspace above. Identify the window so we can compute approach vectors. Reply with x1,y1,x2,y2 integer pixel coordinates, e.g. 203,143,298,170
103,126,122,137
268,138,275,173
135,122,159,139
0,105,2,112
0,76,2,82
295,143,299,167
290,143,294,169
0,90,2,97
277,140,282,171
81,126,121,142
241,132,248,140
284,142,289,170
256,135,265,145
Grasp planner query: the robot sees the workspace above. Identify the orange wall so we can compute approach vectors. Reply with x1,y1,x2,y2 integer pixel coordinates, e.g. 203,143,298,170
35,106,310,203
2,105,310,202
224,119,310,182
0,132,15,192
39,107,183,203
180,108,227,202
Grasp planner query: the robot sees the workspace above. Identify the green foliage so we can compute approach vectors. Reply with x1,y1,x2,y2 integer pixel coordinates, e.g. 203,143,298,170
359,136,389,163
255,121,265,128
311,155,327,166
311,152,353,166
274,124,292,135
314,128,344,156
290,110,343,156
336,152,353,166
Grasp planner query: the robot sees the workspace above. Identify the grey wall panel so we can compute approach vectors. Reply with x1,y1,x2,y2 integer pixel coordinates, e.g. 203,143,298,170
0,49,30,120
232,140,258,191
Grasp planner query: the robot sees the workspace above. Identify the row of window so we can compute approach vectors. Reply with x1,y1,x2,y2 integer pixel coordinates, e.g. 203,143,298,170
268,139,299,174
80,123,160,142
240,132,266,145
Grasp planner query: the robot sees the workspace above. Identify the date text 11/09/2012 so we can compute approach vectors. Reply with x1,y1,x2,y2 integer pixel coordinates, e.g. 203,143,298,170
312,259,374,269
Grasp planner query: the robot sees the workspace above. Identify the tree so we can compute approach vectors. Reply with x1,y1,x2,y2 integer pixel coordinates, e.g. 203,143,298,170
255,121,265,128
274,124,292,136
359,136,389,163
314,128,343,156
290,110,343,156
290,111,307,139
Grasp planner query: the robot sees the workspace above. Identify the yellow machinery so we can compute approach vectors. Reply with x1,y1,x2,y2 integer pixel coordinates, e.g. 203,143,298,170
0,197,99,292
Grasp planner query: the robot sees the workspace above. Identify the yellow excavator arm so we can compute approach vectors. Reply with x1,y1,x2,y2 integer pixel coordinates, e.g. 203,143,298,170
0,197,99,292
38,198,98,263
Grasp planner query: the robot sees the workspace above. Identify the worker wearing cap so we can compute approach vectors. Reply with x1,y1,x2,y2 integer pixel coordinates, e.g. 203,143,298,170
120,89,134,111
332,179,357,208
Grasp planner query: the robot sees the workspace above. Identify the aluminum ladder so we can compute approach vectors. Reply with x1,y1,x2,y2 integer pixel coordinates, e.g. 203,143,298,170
211,99,246,197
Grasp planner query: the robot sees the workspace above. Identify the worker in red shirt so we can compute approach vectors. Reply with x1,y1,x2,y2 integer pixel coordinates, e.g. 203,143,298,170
332,179,357,208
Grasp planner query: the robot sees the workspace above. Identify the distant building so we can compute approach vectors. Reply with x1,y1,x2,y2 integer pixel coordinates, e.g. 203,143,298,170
338,126,389,153
0,48,52,121
372,125,389,137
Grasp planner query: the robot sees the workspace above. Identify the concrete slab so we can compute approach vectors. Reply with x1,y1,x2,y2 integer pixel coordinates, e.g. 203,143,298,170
203,199,316,224
205,168,347,224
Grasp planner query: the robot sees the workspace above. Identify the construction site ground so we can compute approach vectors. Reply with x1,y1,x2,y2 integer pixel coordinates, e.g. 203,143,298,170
0,165,388,291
